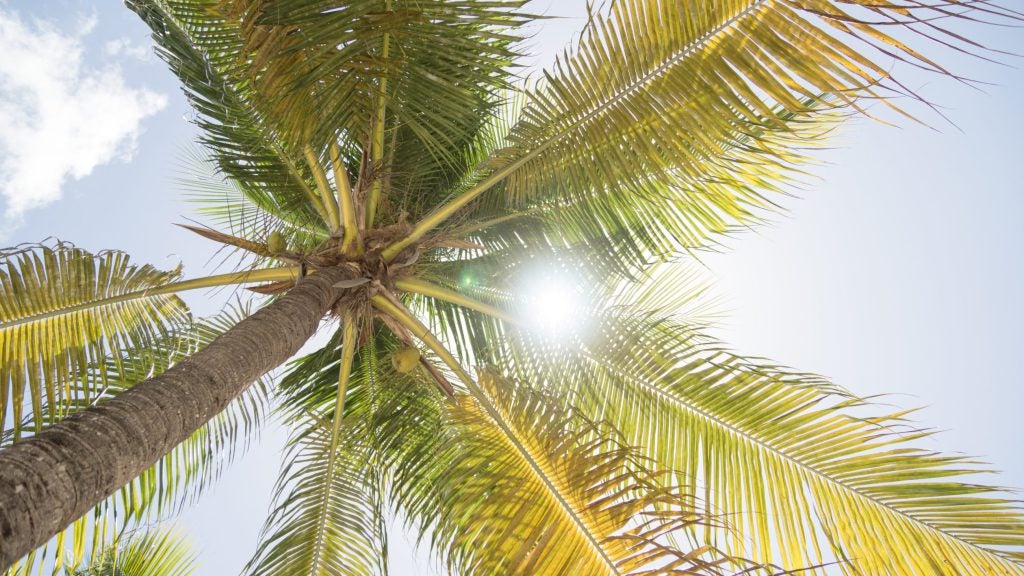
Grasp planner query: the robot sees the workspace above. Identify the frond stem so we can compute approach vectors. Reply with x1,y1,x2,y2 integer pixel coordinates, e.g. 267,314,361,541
303,145,341,230
1,267,300,331
448,208,544,237
395,278,518,325
365,0,392,229
308,313,359,576
330,142,363,256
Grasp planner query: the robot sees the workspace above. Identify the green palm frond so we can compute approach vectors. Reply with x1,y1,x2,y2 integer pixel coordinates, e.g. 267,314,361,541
244,417,387,576
506,311,1024,574
0,242,190,442
177,146,329,255
134,0,535,243
246,325,388,576
387,0,1021,261
217,0,529,162
70,528,196,576
128,0,330,232
378,367,770,575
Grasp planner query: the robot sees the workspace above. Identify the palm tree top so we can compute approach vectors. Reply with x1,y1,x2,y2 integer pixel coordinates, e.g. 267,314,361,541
1,1,1023,574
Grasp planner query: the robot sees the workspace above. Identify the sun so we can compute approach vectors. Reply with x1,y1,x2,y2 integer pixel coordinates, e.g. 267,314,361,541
515,264,591,342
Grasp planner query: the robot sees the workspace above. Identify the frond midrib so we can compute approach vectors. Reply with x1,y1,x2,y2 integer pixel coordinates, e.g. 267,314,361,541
0,268,296,331
586,351,1021,568
522,0,772,158
306,316,358,576
307,438,340,576
0,288,175,331
473,390,623,576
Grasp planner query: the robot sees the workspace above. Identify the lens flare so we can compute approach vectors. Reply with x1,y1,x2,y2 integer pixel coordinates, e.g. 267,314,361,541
516,266,590,342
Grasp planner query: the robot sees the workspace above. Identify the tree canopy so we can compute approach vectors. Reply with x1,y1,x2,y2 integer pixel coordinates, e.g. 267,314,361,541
1,1,1023,574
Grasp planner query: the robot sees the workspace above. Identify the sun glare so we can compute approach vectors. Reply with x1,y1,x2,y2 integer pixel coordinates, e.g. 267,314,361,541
515,266,591,342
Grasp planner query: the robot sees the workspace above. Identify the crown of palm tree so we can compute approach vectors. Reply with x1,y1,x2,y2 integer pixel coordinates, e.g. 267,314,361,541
2,1,1023,575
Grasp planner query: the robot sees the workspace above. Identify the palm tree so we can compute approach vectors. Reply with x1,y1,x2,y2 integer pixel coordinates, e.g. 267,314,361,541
1,0,1023,574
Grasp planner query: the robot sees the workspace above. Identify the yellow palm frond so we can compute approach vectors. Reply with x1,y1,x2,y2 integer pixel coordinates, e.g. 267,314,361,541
0,243,189,442
500,0,1003,210
380,368,771,575
412,249,1024,574
509,313,1024,575
72,528,197,576
390,0,1019,260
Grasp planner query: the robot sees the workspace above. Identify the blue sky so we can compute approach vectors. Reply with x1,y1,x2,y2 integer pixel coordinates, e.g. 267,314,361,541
1,1,1022,573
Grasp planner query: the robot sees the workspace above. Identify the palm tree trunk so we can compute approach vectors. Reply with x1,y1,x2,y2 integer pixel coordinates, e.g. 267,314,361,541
0,267,350,569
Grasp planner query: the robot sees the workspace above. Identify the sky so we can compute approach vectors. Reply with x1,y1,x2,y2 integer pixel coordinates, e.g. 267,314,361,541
1,1,1021,574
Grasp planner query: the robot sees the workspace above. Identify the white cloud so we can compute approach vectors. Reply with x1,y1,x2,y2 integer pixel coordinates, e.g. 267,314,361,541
104,37,152,60
0,9,167,229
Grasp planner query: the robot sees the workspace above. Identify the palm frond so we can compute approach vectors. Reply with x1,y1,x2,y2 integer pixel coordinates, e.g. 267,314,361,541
497,0,1015,213
128,0,329,232
243,417,387,576
245,327,388,576
379,367,771,575
477,101,838,274
177,146,329,254
0,242,190,442
70,527,196,576
217,0,529,163
413,246,1024,574
507,312,1024,574
390,0,1021,261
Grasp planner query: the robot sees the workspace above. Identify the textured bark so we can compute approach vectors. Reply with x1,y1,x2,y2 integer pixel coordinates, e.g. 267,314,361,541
0,267,350,569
